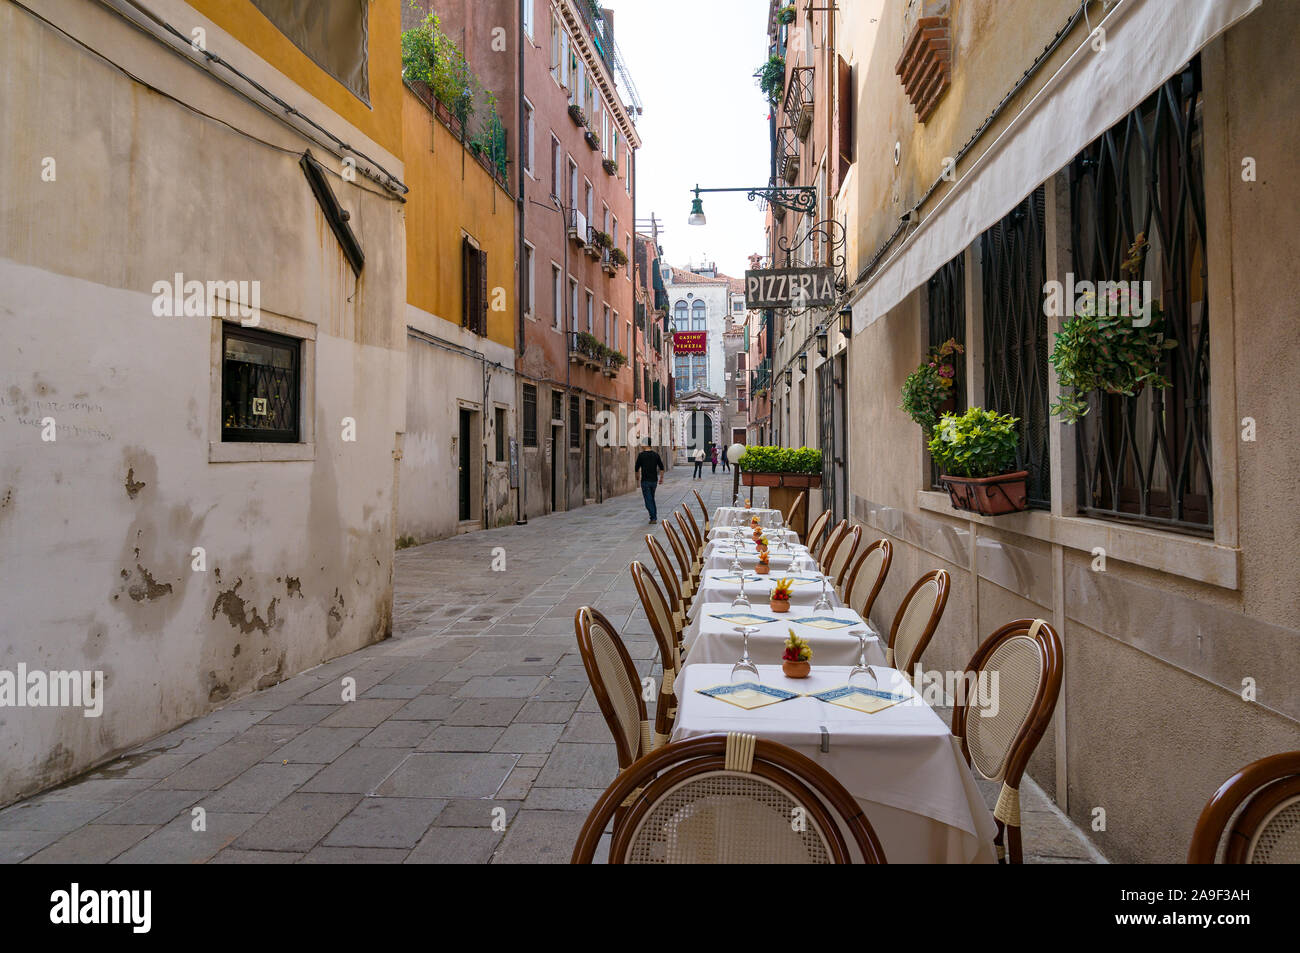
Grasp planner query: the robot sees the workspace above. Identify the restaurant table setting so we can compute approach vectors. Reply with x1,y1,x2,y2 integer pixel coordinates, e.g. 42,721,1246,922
683,602,883,666
707,525,800,543
690,561,842,618
712,505,783,528
671,663,999,864
702,538,811,573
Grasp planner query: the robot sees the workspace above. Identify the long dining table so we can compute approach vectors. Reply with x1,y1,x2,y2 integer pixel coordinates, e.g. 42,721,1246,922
683,601,883,666
671,663,999,864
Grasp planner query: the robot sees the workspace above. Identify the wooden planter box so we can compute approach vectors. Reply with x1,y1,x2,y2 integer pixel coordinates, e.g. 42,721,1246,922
740,471,822,489
940,471,1029,516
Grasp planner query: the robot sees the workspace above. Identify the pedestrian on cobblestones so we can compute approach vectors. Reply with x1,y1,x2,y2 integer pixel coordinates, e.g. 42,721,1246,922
710,445,718,474
635,439,666,523
692,446,705,479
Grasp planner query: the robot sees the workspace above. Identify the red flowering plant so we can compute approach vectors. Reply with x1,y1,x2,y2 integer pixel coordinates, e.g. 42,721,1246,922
783,629,812,663
901,338,965,434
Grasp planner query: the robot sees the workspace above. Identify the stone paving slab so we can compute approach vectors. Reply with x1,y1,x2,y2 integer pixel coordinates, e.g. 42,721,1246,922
0,467,1104,863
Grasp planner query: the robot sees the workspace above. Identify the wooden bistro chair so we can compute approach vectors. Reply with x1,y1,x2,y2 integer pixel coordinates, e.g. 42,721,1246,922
646,535,688,635
951,618,1064,864
663,521,698,602
803,508,832,555
574,607,656,773
843,539,893,624
572,733,888,864
885,569,950,672
783,490,806,533
630,561,682,746
816,519,850,575
1188,751,1300,863
692,489,711,533
677,508,705,572
826,525,862,598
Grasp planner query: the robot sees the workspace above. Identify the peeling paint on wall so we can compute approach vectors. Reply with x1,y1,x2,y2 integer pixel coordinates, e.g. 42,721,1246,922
210,579,281,635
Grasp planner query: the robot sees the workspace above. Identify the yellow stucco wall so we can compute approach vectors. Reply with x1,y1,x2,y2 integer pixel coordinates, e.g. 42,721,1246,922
189,0,403,158
401,88,516,350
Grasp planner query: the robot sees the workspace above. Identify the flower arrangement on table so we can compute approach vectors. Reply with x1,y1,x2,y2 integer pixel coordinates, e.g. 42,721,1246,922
782,629,812,678
745,498,752,508
756,550,771,574
769,577,793,613
755,534,769,553
750,515,761,527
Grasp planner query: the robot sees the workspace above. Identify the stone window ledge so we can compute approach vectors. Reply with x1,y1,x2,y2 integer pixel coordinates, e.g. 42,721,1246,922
209,442,316,463
917,489,1239,590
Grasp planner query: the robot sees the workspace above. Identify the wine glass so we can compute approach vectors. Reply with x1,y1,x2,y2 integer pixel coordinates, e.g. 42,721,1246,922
728,541,743,574
730,573,751,610
847,631,878,688
730,626,759,684
813,574,833,612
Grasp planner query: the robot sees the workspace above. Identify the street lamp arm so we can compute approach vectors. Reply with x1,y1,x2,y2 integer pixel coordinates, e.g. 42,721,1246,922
691,184,817,216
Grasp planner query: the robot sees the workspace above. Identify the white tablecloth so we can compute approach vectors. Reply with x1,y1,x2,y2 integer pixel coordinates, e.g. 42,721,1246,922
702,542,811,573
683,602,883,667
713,506,783,528
691,569,842,618
707,526,799,543
671,664,998,864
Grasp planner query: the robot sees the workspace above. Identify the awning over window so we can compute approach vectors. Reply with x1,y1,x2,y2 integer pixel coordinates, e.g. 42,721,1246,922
251,0,370,105
850,0,1260,335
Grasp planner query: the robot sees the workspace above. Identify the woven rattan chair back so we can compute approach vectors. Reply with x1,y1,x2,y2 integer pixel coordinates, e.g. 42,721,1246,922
817,520,849,575
680,506,705,556
662,522,695,596
572,734,887,864
843,539,892,623
826,525,862,594
693,489,711,533
645,535,685,627
675,510,701,565
1189,752,1300,863
887,569,950,672
574,607,651,771
805,509,831,557
783,491,806,529
952,618,1063,863
630,562,682,745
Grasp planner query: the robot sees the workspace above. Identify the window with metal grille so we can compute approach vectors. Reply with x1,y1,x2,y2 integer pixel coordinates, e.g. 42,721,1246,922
927,253,966,489
495,407,507,461
569,396,580,448
981,187,1051,508
552,389,563,424
462,237,487,335
1069,59,1211,533
221,325,300,443
523,384,538,447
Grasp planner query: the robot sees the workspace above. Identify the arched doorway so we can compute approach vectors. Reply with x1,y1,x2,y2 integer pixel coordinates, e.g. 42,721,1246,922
689,411,714,451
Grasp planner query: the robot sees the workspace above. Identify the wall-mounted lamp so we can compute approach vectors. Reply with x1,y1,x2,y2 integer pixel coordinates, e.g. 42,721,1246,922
838,304,853,336
798,352,807,373
816,328,829,358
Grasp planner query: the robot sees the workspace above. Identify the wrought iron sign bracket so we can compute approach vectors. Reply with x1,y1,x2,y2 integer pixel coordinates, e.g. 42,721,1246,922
692,184,817,216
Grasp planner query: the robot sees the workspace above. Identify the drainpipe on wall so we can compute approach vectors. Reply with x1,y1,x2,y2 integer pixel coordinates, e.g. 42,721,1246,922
515,0,528,524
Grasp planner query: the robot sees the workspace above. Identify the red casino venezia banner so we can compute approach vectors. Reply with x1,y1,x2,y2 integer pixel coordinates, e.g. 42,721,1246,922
673,331,707,354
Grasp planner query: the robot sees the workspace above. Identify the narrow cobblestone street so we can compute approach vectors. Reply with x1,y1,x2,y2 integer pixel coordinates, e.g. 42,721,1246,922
0,467,1102,864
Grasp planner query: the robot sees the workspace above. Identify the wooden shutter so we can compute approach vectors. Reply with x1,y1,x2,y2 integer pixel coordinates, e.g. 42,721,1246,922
461,237,474,328
837,55,854,187
478,249,489,335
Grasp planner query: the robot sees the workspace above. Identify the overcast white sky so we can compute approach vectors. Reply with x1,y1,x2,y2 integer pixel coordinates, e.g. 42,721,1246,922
604,0,772,279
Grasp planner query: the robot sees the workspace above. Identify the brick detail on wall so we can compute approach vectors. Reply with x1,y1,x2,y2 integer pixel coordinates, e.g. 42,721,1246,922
895,15,952,122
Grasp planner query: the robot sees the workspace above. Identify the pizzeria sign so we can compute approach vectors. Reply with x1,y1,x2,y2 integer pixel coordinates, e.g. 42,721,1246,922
673,331,707,354
744,267,837,310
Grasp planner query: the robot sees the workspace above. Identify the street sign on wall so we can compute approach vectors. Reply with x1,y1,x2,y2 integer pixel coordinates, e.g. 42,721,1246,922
744,267,837,310
673,331,707,354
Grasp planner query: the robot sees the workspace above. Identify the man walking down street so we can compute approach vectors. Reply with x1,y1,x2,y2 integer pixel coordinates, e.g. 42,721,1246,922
721,445,730,472
692,446,705,479
635,439,666,523
710,445,718,474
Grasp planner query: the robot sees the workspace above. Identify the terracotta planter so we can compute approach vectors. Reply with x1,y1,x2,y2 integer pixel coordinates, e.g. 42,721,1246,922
741,471,822,489
770,599,790,613
941,470,1030,516
755,563,771,575
782,660,810,679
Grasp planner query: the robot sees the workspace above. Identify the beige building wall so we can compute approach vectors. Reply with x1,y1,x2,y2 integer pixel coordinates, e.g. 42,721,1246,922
0,2,406,804
827,0,1300,862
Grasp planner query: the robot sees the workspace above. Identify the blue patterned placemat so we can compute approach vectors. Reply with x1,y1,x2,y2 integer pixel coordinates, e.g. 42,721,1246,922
698,682,802,710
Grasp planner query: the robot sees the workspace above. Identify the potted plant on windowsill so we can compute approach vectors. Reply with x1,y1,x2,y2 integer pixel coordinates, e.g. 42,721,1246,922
610,247,629,271
568,103,586,126
602,157,618,177
929,407,1028,515
585,130,601,151
901,337,964,434
1048,234,1177,425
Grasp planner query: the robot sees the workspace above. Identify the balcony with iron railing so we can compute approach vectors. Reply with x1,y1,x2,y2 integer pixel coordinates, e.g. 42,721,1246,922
568,208,589,246
777,126,801,183
783,66,815,140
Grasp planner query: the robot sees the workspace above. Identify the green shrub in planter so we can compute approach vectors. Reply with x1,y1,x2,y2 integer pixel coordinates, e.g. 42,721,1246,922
927,408,1019,479
738,446,822,474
